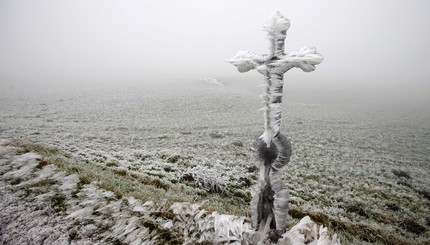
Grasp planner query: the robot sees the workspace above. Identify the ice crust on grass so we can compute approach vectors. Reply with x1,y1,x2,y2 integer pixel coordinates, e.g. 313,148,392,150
0,138,342,244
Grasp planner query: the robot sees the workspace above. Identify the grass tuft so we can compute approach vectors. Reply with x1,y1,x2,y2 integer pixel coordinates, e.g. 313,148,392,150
106,161,119,167
346,204,367,217
385,202,401,212
49,192,67,212
416,190,430,201
35,158,50,169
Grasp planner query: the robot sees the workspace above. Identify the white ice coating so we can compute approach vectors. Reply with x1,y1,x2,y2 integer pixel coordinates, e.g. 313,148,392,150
228,11,323,147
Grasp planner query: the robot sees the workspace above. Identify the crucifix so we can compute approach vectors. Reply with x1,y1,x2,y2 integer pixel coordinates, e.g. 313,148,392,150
228,11,323,148
228,11,323,239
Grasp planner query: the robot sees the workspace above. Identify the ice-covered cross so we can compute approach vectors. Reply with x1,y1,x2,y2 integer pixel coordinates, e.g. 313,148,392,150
228,11,323,147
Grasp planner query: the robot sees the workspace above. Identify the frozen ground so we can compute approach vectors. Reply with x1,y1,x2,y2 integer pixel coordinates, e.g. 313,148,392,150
0,126,338,244
0,79,429,244
0,138,253,244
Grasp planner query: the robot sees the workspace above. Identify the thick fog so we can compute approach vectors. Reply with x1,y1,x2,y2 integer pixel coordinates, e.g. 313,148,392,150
1,0,429,99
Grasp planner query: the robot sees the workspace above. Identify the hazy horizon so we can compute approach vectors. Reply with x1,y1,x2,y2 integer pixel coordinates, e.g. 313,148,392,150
1,0,429,99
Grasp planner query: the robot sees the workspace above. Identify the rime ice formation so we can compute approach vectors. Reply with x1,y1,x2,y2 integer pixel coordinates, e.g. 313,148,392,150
228,11,323,148
229,11,324,242
251,133,292,239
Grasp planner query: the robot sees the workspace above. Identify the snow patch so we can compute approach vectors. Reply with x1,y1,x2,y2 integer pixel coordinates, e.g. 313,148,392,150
201,77,224,86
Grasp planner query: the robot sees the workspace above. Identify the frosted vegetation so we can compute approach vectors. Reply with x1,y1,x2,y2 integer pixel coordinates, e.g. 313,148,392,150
0,78,429,244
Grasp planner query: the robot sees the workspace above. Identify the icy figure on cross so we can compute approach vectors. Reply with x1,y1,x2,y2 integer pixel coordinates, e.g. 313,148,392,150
228,11,323,241
228,11,323,148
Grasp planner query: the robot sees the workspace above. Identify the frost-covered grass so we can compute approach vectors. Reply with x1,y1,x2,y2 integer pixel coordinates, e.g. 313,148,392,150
14,141,248,217
1,80,429,244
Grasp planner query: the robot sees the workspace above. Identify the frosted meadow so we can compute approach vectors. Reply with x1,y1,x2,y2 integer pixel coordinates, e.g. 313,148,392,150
1,76,429,244
1,1,430,244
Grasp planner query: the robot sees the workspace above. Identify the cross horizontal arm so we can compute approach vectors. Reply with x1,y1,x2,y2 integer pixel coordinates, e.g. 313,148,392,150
227,50,265,73
274,46,323,73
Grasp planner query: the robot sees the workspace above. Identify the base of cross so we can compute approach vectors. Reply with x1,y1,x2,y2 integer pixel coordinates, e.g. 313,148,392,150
250,215,341,245
169,201,341,244
251,133,291,236
249,133,340,244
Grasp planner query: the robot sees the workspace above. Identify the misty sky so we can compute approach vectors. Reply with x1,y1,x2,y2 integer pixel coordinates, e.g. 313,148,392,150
0,0,429,90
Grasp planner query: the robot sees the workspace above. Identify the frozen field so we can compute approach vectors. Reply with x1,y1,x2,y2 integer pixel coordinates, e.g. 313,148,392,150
1,79,429,244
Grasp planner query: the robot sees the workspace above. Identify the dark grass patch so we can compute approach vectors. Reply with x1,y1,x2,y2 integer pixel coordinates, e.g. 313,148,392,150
15,148,30,155
72,177,89,198
127,165,139,171
10,177,23,185
166,155,181,164
125,171,171,190
180,172,230,196
111,168,171,190
106,161,119,167
246,165,258,173
416,190,430,201
385,202,401,212
27,178,57,188
145,172,166,179
392,169,411,179
133,153,152,161
35,158,50,169
232,190,251,203
231,140,243,147
23,178,58,197
112,168,127,176
399,219,426,235
238,177,252,188
49,192,67,212
108,238,126,245
22,144,59,156
68,230,78,241
209,131,224,139
160,154,192,164
361,227,378,243
397,180,412,188
138,176,170,190
346,205,367,217
141,219,183,245
181,173,194,182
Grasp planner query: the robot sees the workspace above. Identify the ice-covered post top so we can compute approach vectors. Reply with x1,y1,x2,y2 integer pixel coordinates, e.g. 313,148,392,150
228,11,323,147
